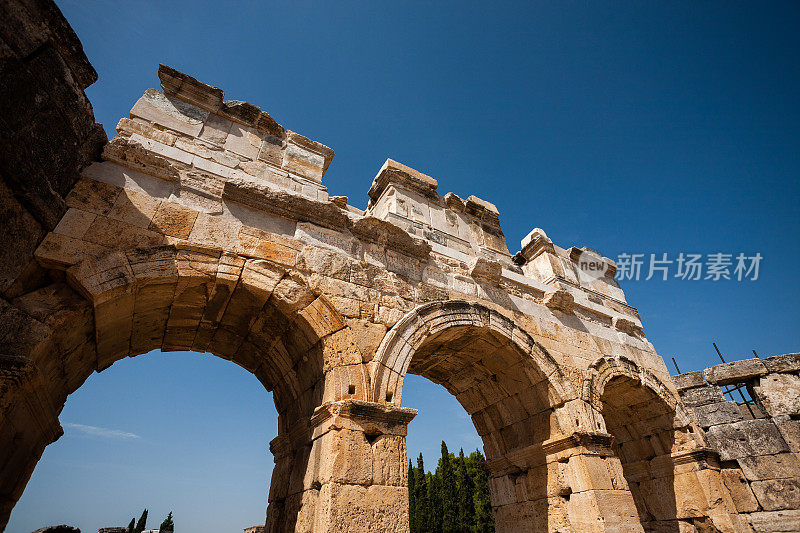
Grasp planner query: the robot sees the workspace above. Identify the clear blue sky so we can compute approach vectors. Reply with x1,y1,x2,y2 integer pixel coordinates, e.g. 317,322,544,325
8,1,799,531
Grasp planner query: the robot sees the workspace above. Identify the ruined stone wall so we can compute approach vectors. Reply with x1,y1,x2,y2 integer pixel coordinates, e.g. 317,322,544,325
676,354,800,532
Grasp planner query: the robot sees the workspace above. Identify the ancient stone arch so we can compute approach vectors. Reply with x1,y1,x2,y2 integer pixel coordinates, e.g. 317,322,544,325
0,61,755,532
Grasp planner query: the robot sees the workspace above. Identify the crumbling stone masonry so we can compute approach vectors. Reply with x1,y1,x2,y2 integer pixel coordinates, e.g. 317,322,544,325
675,354,800,532
0,2,796,532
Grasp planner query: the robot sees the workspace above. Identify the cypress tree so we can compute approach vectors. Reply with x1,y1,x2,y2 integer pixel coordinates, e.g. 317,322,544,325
414,453,429,532
467,451,494,532
428,471,442,533
134,509,148,533
456,448,475,531
409,444,494,532
439,441,458,532
126,518,135,533
159,511,174,532
409,459,416,529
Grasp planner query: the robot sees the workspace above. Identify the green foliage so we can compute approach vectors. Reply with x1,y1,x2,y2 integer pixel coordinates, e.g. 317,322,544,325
126,509,148,533
409,443,494,532
159,511,175,532
456,449,475,528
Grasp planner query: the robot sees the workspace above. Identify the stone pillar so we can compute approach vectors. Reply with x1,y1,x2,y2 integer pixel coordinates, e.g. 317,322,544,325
304,400,417,532
0,364,63,530
491,432,644,532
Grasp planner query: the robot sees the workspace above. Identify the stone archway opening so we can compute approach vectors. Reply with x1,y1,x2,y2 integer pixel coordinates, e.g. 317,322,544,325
7,348,278,532
404,323,562,531
594,359,739,533
600,374,681,532
372,301,588,532
2,245,373,532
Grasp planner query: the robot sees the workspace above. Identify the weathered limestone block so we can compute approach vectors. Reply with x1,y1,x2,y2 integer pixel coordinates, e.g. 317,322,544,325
612,316,641,336
773,415,800,452
282,132,334,183
704,358,767,386
705,419,789,460
148,201,198,239
543,289,574,314
720,467,760,513
750,478,800,511
738,452,800,481
690,401,744,428
752,373,800,417
314,483,409,533
371,435,407,486
567,490,644,532
679,385,726,407
762,353,800,374
130,88,208,137
747,510,800,532
310,428,373,486
673,371,707,391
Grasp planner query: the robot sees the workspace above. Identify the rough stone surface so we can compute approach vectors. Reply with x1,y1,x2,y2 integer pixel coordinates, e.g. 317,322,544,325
704,358,768,386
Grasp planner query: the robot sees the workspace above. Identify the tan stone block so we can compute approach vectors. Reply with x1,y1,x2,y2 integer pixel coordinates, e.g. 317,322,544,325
297,296,346,342
326,295,361,318
322,364,368,404
565,454,615,493
237,226,298,266
753,373,800,417
720,468,760,513
216,259,283,335
174,137,212,159
283,141,325,183
371,435,407,486
130,88,207,137
148,201,198,239
83,215,167,249
95,290,134,367
192,252,246,352
65,177,122,215
53,208,96,239
107,188,160,228
116,117,177,145
315,482,409,533
565,490,643,532
738,452,800,481
188,211,242,250
297,246,351,280
131,306,170,354
34,232,109,269
210,150,239,168
751,478,800,511
320,328,363,370
225,122,262,159
312,429,372,485
271,272,315,315
747,510,800,532
258,134,283,167
199,112,232,145
345,319,386,363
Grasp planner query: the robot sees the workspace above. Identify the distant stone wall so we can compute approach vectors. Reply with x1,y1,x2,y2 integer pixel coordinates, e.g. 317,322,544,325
675,353,800,532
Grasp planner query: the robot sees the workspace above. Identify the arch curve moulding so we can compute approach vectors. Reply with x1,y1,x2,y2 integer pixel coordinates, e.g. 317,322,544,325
370,300,577,407
0,63,751,531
